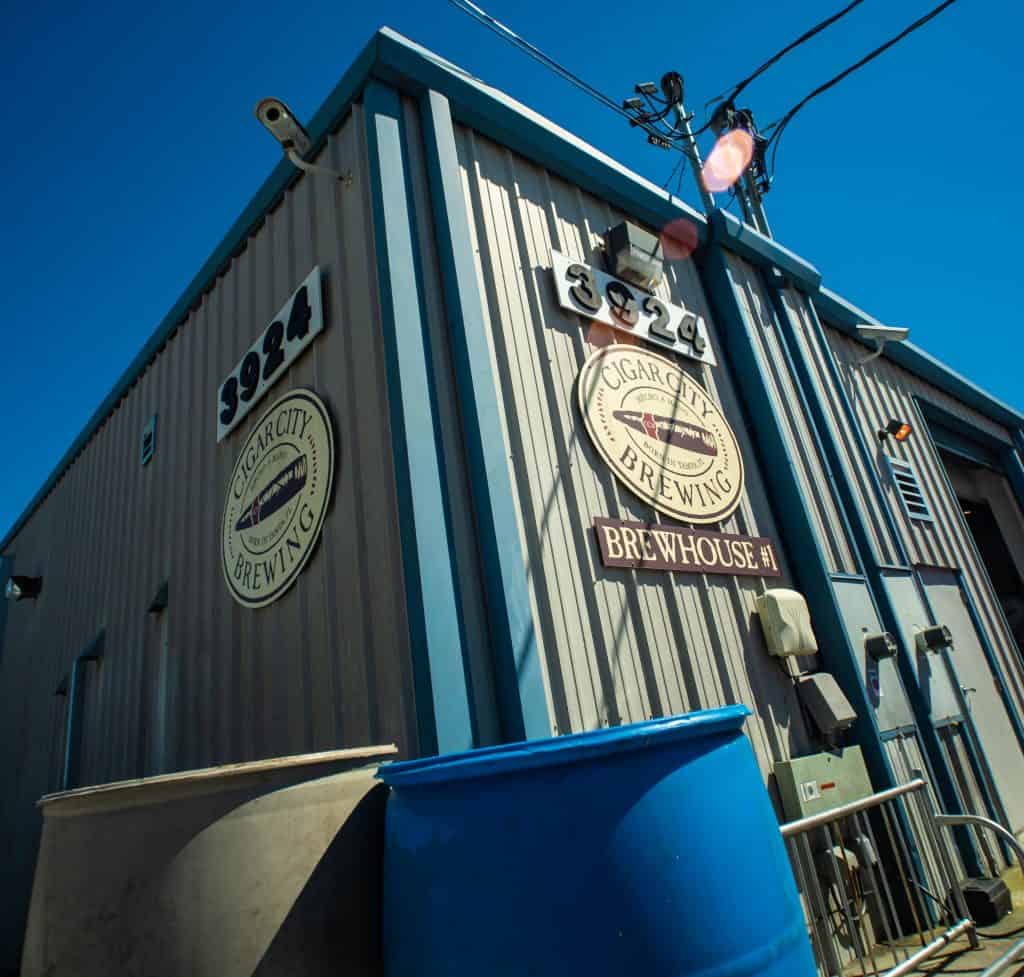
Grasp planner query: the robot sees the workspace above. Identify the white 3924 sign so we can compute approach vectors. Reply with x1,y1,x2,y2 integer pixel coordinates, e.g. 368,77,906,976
551,251,716,366
216,267,325,442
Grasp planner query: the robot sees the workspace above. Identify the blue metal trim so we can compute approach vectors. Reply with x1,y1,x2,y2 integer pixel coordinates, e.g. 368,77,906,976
829,572,869,583
916,398,1006,471
0,557,9,668
418,90,550,743
768,282,978,859
815,287,1024,432
0,37,383,554
919,434,1024,754
363,80,474,756
4,25,1021,552
372,31,707,242
696,245,899,798
802,298,912,567
707,209,821,293
61,632,103,791
879,724,918,741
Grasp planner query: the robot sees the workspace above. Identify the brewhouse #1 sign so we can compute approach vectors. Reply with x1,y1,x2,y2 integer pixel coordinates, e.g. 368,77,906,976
594,518,780,577
578,345,743,525
221,389,335,608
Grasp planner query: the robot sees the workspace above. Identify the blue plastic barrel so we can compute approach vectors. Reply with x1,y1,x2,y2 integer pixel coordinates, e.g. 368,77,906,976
378,705,815,977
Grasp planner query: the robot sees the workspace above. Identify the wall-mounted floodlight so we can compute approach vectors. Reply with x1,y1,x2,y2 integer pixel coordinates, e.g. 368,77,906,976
5,575,42,601
878,418,913,444
254,98,351,184
604,221,664,290
854,323,910,365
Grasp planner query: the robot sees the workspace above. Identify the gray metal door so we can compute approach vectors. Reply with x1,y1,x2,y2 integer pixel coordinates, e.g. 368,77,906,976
919,566,1024,833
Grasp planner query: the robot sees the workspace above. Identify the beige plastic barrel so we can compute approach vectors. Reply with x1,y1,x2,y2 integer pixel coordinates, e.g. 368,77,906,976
21,745,396,977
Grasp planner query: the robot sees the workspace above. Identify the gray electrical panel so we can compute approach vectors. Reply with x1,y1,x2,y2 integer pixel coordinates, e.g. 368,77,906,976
774,746,874,820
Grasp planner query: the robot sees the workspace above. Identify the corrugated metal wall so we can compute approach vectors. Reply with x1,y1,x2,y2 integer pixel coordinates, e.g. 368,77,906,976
0,104,419,835
454,124,817,780
826,326,1024,722
885,732,966,886
725,258,859,575
779,289,903,566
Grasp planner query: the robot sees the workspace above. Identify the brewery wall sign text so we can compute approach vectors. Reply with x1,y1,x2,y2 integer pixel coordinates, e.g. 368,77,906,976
217,266,325,442
594,518,781,578
578,345,743,524
551,250,716,366
221,389,335,608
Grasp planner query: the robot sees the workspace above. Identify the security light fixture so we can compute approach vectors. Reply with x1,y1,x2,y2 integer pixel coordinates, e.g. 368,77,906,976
635,82,659,96
604,221,664,290
622,96,645,111
254,98,350,183
878,419,913,443
5,575,42,601
855,323,910,365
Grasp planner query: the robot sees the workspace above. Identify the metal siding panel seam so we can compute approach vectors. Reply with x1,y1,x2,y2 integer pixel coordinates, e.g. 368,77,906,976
419,89,550,742
768,276,979,839
0,557,8,669
800,296,908,567
363,80,474,756
696,242,901,798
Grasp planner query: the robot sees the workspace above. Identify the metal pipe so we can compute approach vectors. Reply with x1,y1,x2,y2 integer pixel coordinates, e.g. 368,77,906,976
880,918,974,977
978,936,1024,977
780,780,927,837
880,913,974,974
934,813,1024,874
880,802,929,943
855,811,907,963
285,148,351,183
914,790,980,949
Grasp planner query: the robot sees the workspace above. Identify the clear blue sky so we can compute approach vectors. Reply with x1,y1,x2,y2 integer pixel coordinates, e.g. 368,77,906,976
0,0,1016,537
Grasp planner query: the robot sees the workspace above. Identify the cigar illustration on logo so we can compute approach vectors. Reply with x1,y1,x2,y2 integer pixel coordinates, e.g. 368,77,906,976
612,411,718,457
234,454,308,531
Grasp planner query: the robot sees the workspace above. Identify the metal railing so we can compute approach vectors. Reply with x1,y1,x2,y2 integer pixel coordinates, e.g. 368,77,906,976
931,810,1024,977
779,778,979,977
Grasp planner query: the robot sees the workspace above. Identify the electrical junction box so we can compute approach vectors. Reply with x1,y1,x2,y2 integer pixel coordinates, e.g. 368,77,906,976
755,588,818,657
796,673,858,736
774,746,874,821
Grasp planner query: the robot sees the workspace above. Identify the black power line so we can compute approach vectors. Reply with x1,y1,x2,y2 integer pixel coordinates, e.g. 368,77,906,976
695,0,866,136
447,0,688,153
765,0,960,177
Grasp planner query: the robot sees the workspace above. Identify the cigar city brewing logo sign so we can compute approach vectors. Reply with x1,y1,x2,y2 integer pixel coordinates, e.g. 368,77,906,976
578,345,744,525
221,390,335,608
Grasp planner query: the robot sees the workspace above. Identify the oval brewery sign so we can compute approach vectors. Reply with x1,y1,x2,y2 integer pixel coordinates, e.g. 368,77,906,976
221,389,335,608
578,346,743,525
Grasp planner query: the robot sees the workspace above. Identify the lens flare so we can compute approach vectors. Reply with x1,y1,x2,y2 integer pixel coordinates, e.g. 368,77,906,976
701,129,755,193
660,219,699,260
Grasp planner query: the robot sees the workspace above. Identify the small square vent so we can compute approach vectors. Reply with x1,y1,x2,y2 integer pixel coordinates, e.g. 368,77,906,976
141,415,157,466
886,456,932,523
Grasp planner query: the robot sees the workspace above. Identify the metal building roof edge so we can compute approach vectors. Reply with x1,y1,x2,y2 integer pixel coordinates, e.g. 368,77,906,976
814,286,1024,431
3,27,1021,551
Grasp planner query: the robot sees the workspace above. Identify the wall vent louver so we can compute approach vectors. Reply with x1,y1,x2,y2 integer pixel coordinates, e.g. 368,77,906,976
886,456,933,523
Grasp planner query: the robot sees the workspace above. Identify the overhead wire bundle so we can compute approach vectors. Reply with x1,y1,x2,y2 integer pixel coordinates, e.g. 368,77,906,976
761,0,960,181
446,0,962,204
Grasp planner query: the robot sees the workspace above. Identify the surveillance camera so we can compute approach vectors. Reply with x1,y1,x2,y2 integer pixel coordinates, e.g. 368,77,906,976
255,98,312,156
855,323,910,343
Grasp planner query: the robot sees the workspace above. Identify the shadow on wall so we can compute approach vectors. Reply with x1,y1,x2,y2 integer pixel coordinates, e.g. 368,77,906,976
21,755,391,977
254,784,388,976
